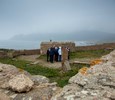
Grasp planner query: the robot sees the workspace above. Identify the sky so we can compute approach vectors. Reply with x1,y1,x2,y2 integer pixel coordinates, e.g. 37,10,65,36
0,0,115,49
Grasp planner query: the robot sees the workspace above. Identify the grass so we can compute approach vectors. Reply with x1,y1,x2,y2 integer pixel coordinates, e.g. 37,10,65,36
0,49,112,87
70,49,113,59
0,57,88,87
38,49,113,60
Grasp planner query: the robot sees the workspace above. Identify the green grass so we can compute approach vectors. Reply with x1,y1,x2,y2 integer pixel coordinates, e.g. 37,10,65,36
38,49,113,60
0,57,88,87
70,49,113,59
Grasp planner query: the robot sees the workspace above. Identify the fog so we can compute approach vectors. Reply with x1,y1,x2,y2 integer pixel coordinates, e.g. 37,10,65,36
0,0,115,49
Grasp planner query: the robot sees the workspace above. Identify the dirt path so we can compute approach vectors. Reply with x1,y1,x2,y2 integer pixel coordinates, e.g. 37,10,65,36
17,55,40,62
17,55,98,69
17,55,62,69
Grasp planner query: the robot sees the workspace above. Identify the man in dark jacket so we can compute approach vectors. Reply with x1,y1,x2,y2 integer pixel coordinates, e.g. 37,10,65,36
49,47,55,63
47,48,50,62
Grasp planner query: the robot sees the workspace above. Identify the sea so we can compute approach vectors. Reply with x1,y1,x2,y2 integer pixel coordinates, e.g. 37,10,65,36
0,40,96,50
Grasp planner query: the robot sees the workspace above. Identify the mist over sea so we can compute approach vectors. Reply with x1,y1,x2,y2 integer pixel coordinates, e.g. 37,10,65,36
0,40,96,50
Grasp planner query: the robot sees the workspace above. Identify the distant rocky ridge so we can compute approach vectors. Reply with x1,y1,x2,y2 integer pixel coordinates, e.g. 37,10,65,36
0,50,115,100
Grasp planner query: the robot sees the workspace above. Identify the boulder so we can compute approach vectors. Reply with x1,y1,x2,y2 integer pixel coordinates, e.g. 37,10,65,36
0,66,3,72
31,75,49,85
64,60,71,71
14,87,52,100
101,50,115,62
0,62,60,100
0,63,31,89
13,83,61,100
0,92,10,100
51,50,115,100
9,74,34,93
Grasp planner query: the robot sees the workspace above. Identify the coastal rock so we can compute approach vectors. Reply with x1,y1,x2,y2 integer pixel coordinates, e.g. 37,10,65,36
31,75,49,85
14,86,53,100
0,62,60,100
51,50,115,100
0,63,31,89
9,74,34,92
0,92,10,100
0,66,3,72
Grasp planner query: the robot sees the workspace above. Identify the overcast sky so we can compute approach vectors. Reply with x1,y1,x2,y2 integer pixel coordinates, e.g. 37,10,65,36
0,0,115,49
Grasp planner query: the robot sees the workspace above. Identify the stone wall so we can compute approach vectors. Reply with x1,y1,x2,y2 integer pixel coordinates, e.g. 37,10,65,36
40,42,76,54
0,49,40,58
76,43,115,51
0,51,7,58
12,49,40,57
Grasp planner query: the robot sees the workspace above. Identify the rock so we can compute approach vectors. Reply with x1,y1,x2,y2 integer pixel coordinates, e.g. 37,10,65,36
31,61,39,65
31,75,49,85
81,90,89,95
0,62,60,100
0,63,31,89
101,50,115,63
51,50,115,100
0,92,10,100
10,94,18,99
9,74,34,92
112,63,115,67
64,60,71,71
0,63,19,89
14,85,54,100
0,66,3,72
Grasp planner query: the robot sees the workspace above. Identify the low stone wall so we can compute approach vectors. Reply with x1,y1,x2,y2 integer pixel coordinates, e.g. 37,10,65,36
76,43,115,51
0,51,7,58
40,42,75,54
12,49,40,57
0,42,115,58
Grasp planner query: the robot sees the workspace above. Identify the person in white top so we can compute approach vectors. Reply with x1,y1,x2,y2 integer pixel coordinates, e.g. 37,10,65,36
58,46,62,61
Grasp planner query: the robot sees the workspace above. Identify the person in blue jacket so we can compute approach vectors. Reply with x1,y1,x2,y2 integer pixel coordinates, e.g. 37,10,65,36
49,46,55,63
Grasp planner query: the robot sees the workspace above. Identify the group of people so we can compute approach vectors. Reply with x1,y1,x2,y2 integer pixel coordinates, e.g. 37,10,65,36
47,46,70,63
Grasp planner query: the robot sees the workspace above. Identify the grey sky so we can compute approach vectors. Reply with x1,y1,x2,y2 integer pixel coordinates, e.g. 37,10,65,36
0,0,115,49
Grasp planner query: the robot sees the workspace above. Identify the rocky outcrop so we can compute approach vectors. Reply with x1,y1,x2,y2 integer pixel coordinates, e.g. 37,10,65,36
0,63,31,89
0,66,3,72
31,75,49,85
9,74,34,92
14,83,60,100
0,63,59,100
0,92,10,100
51,50,115,100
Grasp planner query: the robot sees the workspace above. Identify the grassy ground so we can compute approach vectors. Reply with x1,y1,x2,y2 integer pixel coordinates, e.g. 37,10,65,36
0,57,89,87
39,49,113,60
70,49,113,59
0,49,112,87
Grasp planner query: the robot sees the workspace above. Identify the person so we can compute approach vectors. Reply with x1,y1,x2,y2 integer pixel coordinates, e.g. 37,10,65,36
46,48,50,62
54,46,59,62
58,46,62,62
49,47,55,63
66,47,70,60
